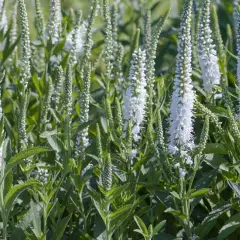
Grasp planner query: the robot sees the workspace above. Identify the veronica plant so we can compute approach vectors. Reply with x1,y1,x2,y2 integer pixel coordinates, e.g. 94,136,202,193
168,0,196,237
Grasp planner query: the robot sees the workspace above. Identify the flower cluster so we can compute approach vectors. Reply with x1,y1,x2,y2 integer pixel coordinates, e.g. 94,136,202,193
169,0,195,156
123,48,147,142
198,0,221,93
65,21,87,61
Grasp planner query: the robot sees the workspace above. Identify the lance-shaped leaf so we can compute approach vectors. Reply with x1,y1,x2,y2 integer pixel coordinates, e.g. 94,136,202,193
4,179,39,219
2,147,51,184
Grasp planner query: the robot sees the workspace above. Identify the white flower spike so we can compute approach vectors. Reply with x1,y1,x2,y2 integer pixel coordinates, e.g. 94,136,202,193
123,48,147,142
169,0,195,155
198,0,221,93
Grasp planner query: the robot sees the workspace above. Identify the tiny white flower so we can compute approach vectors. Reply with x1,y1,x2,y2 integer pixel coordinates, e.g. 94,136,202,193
130,149,138,160
174,163,180,169
214,93,222,100
179,168,187,178
64,22,87,57
185,156,193,165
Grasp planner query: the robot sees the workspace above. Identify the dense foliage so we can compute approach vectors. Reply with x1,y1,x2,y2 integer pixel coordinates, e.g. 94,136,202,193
0,0,240,239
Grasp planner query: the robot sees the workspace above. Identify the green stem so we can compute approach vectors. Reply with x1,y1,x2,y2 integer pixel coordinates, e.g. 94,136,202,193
64,115,71,173
180,176,191,238
43,202,47,240
106,202,111,240
79,191,87,233
0,180,7,240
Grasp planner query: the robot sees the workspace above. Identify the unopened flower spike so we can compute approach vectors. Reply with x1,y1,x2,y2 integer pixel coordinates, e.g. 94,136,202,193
111,3,118,43
169,0,195,156
157,112,166,153
42,77,53,125
101,153,112,191
115,97,123,134
80,0,99,77
35,0,45,40
145,10,151,64
46,0,62,45
212,5,224,61
198,0,221,93
19,0,31,90
146,8,170,118
75,63,91,156
64,63,73,117
195,100,223,132
198,116,209,156
123,48,147,143
114,43,124,90
54,66,64,111
233,0,240,34
96,123,103,166
235,5,240,117
103,0,114,80
147,8,170,86
18,92,28,149
106,98,114,131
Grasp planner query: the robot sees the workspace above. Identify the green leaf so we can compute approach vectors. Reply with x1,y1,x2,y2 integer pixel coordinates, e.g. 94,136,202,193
152,220,166,236
55,214,72,240
46,135,65,153
40,129,57,138
53,37,66,55
191,169,218,209
187,188,210,199
92,200,106,223
227,181,240,198
4,179,39,219
30,200,42,238
134,215,148,236
134,229,147,237
32,73,43,98
204,143,228,154
1,35,20,64
196,203,233,238
2,147,51,184
4,170,12,196
108,204,132,221
164,208,187,220
98,184,128,200
3,116,14,141
170,191,180,199
217,213,240,240
16,201,42,231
